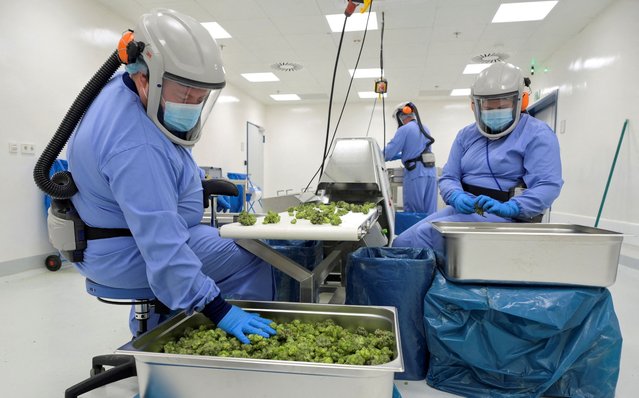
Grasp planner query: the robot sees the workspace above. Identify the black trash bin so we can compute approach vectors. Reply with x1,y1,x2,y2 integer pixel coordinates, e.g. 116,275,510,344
264,240,323,302
346,247,436,380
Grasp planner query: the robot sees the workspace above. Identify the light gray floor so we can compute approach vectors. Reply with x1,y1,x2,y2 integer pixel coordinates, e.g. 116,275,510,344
1,263,638,397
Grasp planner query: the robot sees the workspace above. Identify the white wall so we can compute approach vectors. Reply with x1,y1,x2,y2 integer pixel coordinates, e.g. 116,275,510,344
192,84,266,177
532,0,639,243
0,0,265,266
0,0,130,263
263,99,473,197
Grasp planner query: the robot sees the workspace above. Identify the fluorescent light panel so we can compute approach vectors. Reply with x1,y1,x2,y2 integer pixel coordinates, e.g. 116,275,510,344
349,68,382,78
241,73,279,82
358,91,386,99
325,12,378,32
492,1,558,23
450,88,471,96
201,22,232,39
270,94,301,101
463,63,492,74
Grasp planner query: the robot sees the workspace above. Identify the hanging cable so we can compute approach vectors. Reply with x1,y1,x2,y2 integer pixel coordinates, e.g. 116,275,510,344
304,1,374,192
380,12,387,157
365,96,378,137
317,16,348,186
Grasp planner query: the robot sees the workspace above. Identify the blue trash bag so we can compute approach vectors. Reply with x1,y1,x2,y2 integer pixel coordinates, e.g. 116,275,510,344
264,240,323,302
226,172,252,213
395,212,428,235
345,247,437,380
43,159,69,217
424,270,622,398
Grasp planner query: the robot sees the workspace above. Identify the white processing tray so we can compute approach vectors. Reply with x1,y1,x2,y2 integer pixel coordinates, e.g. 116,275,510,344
219,209,378,241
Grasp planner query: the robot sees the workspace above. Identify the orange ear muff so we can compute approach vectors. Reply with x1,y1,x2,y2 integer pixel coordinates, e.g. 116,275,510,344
521,91,529,111
118,30,135,64
402,106,412,114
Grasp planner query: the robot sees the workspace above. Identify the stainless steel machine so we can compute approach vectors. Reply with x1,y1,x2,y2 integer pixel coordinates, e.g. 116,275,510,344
317,137,395,246
386,166,404,211
219,137,396,303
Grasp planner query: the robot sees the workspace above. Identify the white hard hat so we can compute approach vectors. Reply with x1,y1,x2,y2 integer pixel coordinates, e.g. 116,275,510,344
470,62,526,140
135,9,226,146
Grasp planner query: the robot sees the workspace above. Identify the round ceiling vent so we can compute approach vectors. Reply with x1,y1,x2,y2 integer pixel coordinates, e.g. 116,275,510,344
270,62,303,72
471,52,510,63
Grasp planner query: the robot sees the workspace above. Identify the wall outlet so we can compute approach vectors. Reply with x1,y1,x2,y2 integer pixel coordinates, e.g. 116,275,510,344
8,142,18,153
21,143,36,154
559,119,566,134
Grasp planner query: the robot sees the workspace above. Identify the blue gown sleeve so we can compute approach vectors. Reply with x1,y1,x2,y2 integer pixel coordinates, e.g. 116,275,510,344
511,126,563,218
102,144,219,313
384,127,407,162
438,131,466,204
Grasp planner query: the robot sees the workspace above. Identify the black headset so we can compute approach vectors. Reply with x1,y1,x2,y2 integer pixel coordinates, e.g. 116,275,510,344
117,29,145,65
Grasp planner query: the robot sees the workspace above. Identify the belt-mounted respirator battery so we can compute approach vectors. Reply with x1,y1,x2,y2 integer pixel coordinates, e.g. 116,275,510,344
47,199,87,263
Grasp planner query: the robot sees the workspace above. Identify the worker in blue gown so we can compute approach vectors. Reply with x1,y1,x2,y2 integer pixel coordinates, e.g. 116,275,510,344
67,9,275,342
393,62,563,250
384,102,438,214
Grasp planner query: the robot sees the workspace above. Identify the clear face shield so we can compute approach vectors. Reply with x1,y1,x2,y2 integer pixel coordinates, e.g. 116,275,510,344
157,75,221,142
473,92,519,136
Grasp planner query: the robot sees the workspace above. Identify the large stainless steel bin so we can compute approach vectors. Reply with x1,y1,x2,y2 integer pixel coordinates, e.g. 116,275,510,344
117,301,403,398
432,222,623,287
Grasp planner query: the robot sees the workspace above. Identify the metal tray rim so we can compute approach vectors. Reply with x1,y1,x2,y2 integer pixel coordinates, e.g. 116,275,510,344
432,222,623,237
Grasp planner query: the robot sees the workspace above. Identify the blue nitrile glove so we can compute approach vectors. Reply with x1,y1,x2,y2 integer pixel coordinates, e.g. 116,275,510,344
476,195,520,218
202,297,276,344
449,190,476,214
218,306,276,344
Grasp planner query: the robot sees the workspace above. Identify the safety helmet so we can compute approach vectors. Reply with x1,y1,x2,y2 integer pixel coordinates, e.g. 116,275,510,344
470,62,526,140
393,101,416,128
133,9,226,146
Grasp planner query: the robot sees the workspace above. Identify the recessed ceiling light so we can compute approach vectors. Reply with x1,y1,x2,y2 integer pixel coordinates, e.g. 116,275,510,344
358,91,386,99
492,1,558,23
325,12,378,32
349,68,382,78
463,63,492,74
201,22,232,39
450,88,471,96
241,73,279,82
270,94,301,101
217,95,240,103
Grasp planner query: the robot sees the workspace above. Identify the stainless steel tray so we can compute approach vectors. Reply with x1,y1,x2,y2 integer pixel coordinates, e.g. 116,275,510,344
117,300,403,398
432,222,623,287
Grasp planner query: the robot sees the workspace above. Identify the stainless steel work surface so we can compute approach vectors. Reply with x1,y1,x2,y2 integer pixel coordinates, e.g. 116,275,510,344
117,301,403,398
432,222,623,287
219,209,378,241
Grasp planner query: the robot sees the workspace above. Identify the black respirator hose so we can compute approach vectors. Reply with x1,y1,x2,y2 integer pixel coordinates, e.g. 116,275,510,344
413,106,435,146
33,51,122,199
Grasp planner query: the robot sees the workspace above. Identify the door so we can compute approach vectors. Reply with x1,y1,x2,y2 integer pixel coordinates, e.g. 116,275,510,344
246,122,265,213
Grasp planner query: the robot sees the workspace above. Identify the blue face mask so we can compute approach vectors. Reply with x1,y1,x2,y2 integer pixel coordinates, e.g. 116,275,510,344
481,108,514,132
163,101,204,133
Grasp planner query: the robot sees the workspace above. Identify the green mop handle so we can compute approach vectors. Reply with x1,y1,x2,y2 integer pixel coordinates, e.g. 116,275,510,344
595,119,629,228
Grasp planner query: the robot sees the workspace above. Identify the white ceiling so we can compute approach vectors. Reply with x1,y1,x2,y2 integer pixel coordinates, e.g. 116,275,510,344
95,0,614,104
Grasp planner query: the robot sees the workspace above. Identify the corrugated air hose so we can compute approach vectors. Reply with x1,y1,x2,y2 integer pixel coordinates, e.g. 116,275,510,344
33,51,122,199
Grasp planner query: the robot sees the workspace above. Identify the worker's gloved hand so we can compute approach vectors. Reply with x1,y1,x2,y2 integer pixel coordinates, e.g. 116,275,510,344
449,191,476,214
202,297,276,344
476,195,520,218
217,306,276,344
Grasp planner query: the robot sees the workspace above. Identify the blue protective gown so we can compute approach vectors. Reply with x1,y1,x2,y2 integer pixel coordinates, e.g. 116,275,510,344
393,114,563,249
384,121,437,214
68,73,274,331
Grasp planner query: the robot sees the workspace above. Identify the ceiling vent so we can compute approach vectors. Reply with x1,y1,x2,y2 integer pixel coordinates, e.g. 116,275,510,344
270,62,303,72
471,52,510,63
